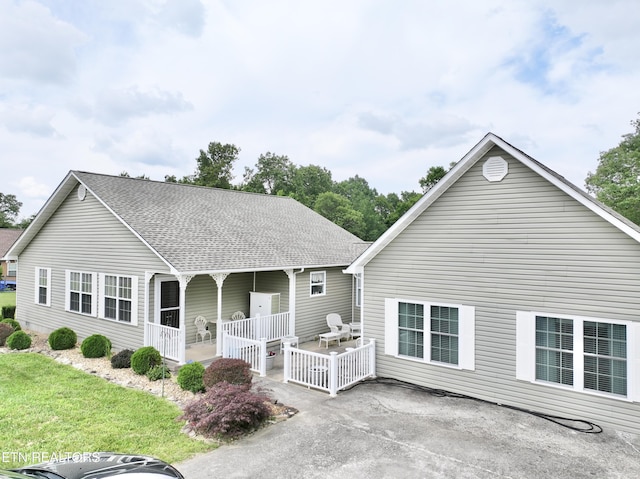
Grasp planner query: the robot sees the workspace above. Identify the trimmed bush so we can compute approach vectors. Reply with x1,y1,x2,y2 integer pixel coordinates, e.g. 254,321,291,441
147,365,172,381
177,362,205,393
131,346,162,375
7,330,32,350
1,306,16,319
0,323,13,346
48,327,77,350
180,382,271,439
111,349,134,369
0,318,21,332
80,334,111,358
203,358,252,390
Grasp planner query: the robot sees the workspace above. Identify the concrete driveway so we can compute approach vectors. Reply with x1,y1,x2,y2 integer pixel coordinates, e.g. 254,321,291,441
176,377,640,479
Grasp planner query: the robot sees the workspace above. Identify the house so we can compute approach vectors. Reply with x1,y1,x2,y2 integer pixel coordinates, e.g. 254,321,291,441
347,133,640,435
0,228,22,290
5,171,368,363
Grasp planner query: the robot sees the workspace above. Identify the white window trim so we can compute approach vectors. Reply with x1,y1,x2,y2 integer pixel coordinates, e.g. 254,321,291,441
65,270,98,317
384,297,475,371
310,271,326,297
34,267,51,307
516,311,640,402
98,273,139,326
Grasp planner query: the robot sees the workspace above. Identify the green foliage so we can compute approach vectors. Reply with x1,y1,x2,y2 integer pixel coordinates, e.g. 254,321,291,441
1,305,16,319
48,327,77,350
180,382,271,439
189,142,239,188
419,165,448,193
111,349,134,369
586,115,640,225
80,334,111,358
0,193,22,228
131,346,162,375
242,152,295,194
0,322,13,346
146,364,172,381
0,318,20,331
7,330,31,350
177,362,205,393
314,191,366,238
203,358,252,390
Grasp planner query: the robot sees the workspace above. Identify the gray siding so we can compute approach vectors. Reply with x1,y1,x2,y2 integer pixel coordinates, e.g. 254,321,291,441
363,147,640,434
294,267,354,342
254,270,290,312
16,186,169,352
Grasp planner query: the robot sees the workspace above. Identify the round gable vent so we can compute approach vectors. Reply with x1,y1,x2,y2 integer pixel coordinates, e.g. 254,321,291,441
482,156,508,182
77,184,87,201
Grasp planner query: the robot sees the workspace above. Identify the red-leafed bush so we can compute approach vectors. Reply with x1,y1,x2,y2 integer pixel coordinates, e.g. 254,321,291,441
180,382,271,439
203,358,252,390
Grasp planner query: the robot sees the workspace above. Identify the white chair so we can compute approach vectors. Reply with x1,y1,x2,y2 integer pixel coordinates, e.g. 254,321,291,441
194,315,211,343
231,311,246,320
326,313,351,342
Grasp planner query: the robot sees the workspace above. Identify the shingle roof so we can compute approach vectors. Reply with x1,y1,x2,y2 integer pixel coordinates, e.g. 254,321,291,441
0,229,22,258
73,171,368,273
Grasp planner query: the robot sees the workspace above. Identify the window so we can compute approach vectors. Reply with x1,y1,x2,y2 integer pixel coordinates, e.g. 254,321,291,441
385,298,475,370
310,271,326,296
99,274,138,324
34,267,51,306
66,270,97,316
8,261,16,277
517,312,637,400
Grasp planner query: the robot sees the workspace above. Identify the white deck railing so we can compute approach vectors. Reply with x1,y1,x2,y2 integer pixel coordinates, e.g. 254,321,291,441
222,312,291,342
283,339,376,396
222,332,268,376
146,322,183,362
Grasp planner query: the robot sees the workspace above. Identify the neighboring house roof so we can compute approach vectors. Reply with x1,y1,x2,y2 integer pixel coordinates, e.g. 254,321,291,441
0,228,22,259
347,132,640,272
7,171,369,274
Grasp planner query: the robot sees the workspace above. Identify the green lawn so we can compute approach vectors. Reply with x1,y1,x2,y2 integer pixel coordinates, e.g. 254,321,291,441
0,353,215,468
0,291,16,311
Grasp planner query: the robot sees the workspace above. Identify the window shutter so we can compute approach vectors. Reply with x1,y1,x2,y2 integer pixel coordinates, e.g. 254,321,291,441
91,272,98,317
33,267,40,304
130,275,139,326
384,298,398,356
98,273,106,319
628,322,640,402
45,269,51,306
515,311,535,381
64,270,71,311
458,305,475,371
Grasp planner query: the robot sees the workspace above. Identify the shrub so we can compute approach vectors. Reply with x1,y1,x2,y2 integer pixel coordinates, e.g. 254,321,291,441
0,323,13,346
7,330,32,350
131,346,162,375
146,365,172,381
177,362,205,393
1,306,16,319
203,358,252,390
180,382,271,439
111,349,134,369
48,327,77,350
80,334,111,358
0,318,21,332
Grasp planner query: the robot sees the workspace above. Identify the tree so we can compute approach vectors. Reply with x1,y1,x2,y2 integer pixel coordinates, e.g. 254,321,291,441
241,152,294,194
419,166,447,193
586,116,640,225
0,193,22,228
288,165,334,208
190,142,239,189
314,192,366,239
334,176,386,241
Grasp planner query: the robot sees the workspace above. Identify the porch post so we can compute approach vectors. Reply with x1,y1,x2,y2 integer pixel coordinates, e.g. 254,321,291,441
143,271,154,347
178,274,194,364
211,273,229,357
285,269,297,336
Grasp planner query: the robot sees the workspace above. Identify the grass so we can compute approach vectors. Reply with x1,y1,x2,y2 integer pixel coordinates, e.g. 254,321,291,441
0,353,216,468
0,291,16,311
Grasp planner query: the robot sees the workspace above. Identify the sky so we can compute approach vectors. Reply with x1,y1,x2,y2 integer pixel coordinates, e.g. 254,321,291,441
2,0,640,220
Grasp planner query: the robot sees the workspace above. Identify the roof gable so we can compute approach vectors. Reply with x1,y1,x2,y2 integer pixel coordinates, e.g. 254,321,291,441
347,132,640,272
7,171,368,273
0,229,22,258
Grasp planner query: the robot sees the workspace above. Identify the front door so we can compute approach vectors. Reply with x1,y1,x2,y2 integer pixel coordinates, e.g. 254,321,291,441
160,280,180,328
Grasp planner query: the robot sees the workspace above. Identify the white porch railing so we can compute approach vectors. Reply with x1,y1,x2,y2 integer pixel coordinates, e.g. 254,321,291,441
283,339,376,396
222,312,291,342
146,322,183,362
222,332,268,376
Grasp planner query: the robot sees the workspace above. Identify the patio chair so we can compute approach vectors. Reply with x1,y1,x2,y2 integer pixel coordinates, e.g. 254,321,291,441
326,313,351,342
231,311,246,320
194,315,211,343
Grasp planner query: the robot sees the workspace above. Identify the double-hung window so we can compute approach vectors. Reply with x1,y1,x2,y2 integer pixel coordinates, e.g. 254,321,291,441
66,270,97,316
310,271,326,296
99,273,138,325
34,267,51,306
8,262,17,277
386,298,475,370
517,312,638,400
